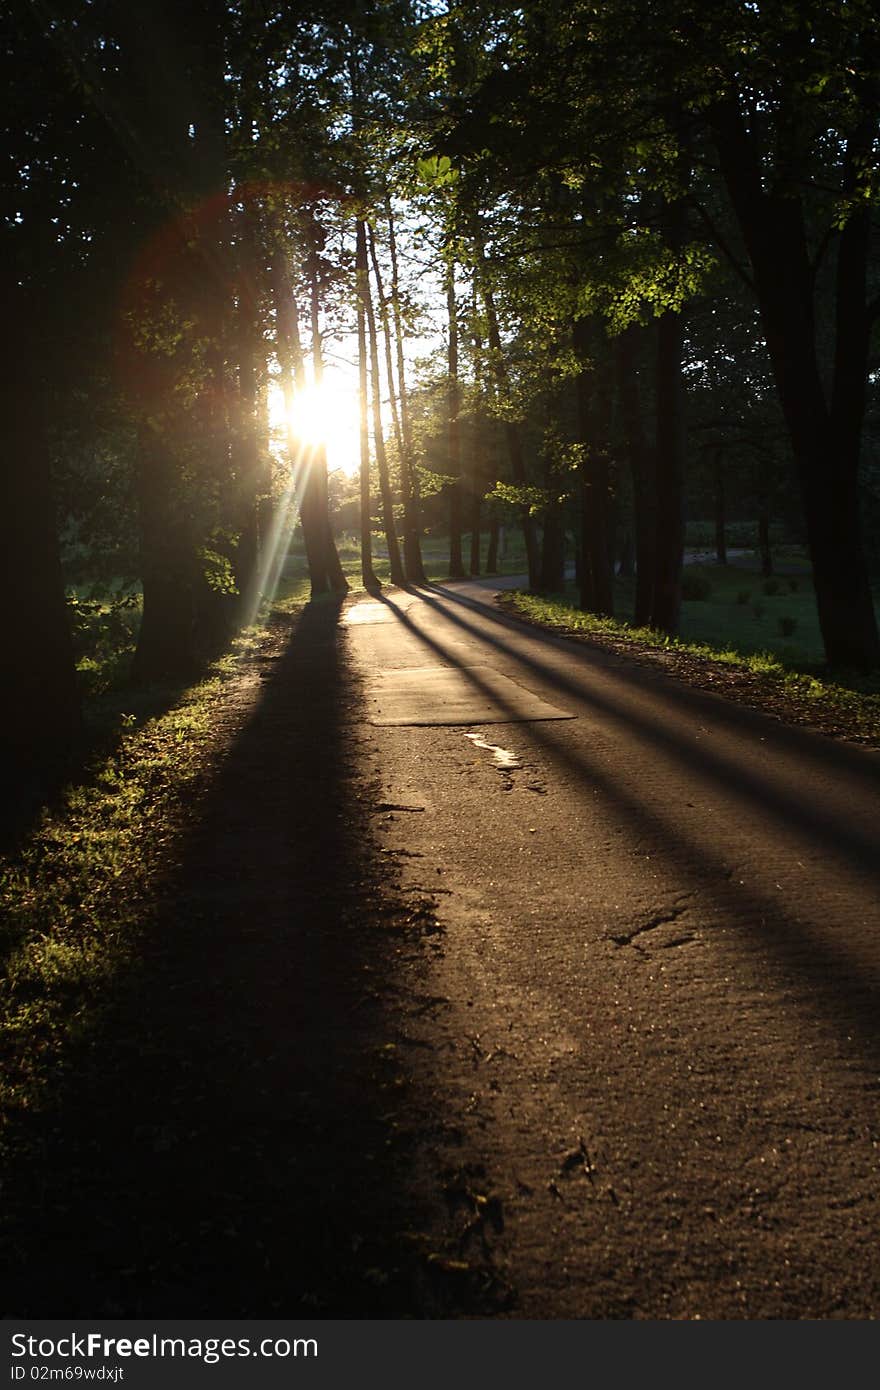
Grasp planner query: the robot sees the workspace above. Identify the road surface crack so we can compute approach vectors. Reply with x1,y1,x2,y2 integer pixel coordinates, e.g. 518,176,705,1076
608,894,695,948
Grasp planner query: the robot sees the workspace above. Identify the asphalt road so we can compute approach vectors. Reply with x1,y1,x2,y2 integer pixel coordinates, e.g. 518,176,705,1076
344,576,880,1319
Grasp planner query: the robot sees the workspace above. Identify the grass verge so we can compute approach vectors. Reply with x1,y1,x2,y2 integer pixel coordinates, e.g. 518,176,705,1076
0,625,272,1153
499,589,880,746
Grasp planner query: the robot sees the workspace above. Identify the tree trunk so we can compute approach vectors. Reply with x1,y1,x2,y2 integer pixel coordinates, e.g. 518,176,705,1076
616,326,655,626
480,264,540,588
364,235,405,587
651,306,686,634
446,256,466,579
710,96,879,669
270,250,330,598
467,301,485,577
306,234,349,595
3,297,81,814
131,420,196,683
540,510,565,592
713,450,727,566
486,514,500,574
370,221,426,586
758,505,773,577
233,207,267,613
618,529,635,578
385,197,427,585
188,5,237,654
469,488,482,576
355,220,381,593
573,321,613,615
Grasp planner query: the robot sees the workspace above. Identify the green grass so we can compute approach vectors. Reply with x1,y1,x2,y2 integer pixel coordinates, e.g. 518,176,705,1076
503,577,880,731
277,528,532,600
501,555,857,672
629,562,824,667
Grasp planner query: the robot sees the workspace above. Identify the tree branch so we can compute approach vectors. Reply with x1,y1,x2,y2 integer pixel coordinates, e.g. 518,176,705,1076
689,199,755,293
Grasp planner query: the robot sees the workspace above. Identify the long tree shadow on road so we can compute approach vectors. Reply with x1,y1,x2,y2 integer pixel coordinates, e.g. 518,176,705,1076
0,599,457,1317
375,585,880,1070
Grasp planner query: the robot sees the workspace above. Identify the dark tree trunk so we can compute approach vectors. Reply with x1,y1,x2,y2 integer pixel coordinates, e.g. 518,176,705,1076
233,213,267,614
538,383,565,592
369,223,425,587
540,511,565,592
479,255,540,588
710,96,879,669
446,256,466,579
616,328,656,626
306,235,349,595
3,297,81,813
467,304,484,577
486,514,500,574
364,237,405,587
270,251,330,598
758,505,773,577
234,336,260,598
385,198,427,585
355,220,381,593
573,321,613,616
469,488,482,576
713,450,727,566
130,421,196,683
189,6,238,654
650,306,686,633
618,530,635,578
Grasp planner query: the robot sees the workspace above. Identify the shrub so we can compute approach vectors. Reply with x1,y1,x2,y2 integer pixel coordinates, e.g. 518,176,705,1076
736,589,751,605
762,577,780,596
788,578,799,592
752,602,765,619
779,615,798,637
681,571,712,601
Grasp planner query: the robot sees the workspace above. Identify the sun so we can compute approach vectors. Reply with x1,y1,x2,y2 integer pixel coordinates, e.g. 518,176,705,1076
269,372,360,475
290,381,331,447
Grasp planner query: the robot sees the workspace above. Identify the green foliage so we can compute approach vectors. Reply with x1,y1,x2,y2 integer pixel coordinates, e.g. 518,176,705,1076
67,590,141,694
487,481,548,514
762,578,781,596
197,543,239,596
415,154,460,190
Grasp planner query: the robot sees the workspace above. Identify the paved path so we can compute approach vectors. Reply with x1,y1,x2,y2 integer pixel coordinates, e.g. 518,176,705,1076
344,577,880,1318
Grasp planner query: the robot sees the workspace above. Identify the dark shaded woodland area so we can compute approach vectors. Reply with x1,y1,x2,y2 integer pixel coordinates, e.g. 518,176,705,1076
5,0,880,806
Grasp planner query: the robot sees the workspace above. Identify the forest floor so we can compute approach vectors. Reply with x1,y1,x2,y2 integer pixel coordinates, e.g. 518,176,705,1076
2,576,879,1318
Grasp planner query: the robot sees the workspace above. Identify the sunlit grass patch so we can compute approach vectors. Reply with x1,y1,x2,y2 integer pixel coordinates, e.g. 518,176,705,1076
502,589,880,739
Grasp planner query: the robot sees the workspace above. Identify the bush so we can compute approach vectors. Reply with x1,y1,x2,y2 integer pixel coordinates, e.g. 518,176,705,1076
752,602,766,620
681,571,712,601
779,615,798,637
736,590,751,605
67,589,141,694
788,578,799,592
762,578,780,596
